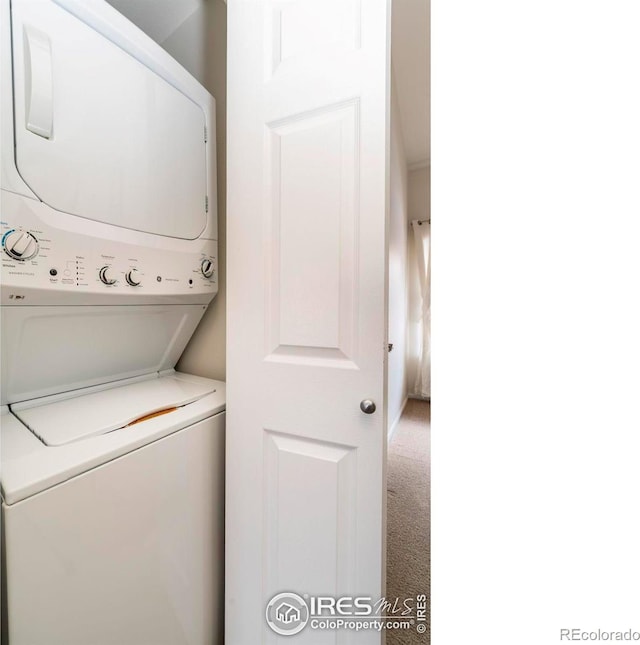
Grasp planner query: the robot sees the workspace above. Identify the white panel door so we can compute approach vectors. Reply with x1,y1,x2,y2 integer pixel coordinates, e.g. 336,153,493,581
11,0,207,240
227,1,390,643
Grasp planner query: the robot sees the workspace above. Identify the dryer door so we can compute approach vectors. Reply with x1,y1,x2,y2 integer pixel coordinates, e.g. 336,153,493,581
11,0,207,240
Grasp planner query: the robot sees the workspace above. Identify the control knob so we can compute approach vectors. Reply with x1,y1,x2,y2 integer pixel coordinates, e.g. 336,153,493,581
2,230,39,261
99,266,117,285
201,258,214,279
125,269,141,286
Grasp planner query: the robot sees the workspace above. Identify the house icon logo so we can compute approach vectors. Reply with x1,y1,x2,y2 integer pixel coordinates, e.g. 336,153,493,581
276,602,301,624
266,592,309,635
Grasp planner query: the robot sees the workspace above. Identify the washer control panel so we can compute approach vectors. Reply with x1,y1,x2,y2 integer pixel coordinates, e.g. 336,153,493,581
1,204,218,304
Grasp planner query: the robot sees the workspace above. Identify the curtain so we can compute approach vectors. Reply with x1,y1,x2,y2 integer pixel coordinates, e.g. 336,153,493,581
411,220,430,399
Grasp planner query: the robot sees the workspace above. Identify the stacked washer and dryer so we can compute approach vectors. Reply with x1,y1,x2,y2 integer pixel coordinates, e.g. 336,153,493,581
1,1,225,643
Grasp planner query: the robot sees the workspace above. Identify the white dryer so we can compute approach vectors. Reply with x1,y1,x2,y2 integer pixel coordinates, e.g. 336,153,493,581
0,1,224,643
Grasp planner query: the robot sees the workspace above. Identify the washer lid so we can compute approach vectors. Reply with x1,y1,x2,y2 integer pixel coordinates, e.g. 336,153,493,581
12,373,217,446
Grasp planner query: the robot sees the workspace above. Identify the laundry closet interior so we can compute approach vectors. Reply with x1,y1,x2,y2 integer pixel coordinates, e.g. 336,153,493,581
0,1,429,643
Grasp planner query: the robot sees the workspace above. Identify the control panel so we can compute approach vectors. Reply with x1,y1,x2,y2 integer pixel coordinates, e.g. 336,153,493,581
1,198,218,306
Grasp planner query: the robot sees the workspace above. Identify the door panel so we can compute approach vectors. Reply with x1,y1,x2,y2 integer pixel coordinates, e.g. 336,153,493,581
227,0,390,642
266,100,359,363
270,0,361,74
263,432,357,597
11,0,207,240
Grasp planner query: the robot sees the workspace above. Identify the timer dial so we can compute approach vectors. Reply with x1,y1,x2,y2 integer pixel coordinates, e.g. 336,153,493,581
201,258,214,279
99,266,117,285
3,230,39,261
125,269,141,286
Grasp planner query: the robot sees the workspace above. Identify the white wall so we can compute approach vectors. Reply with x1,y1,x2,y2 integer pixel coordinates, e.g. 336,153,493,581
408,165,430,221
387,79,409,436
406,165,430,396
105,0,228,380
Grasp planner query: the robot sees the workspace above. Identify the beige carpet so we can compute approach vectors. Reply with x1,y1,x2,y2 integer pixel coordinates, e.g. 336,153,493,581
386,399,430,644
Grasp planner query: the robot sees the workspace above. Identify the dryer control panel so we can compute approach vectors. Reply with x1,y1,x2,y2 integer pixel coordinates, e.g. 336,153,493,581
1,193,218,306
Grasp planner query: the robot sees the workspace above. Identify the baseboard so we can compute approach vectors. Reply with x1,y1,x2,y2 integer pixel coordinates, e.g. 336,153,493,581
387,396,409,443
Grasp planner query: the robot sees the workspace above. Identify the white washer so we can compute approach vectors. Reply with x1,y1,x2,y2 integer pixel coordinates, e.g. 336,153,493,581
0,1,224,643
1,374,225,645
